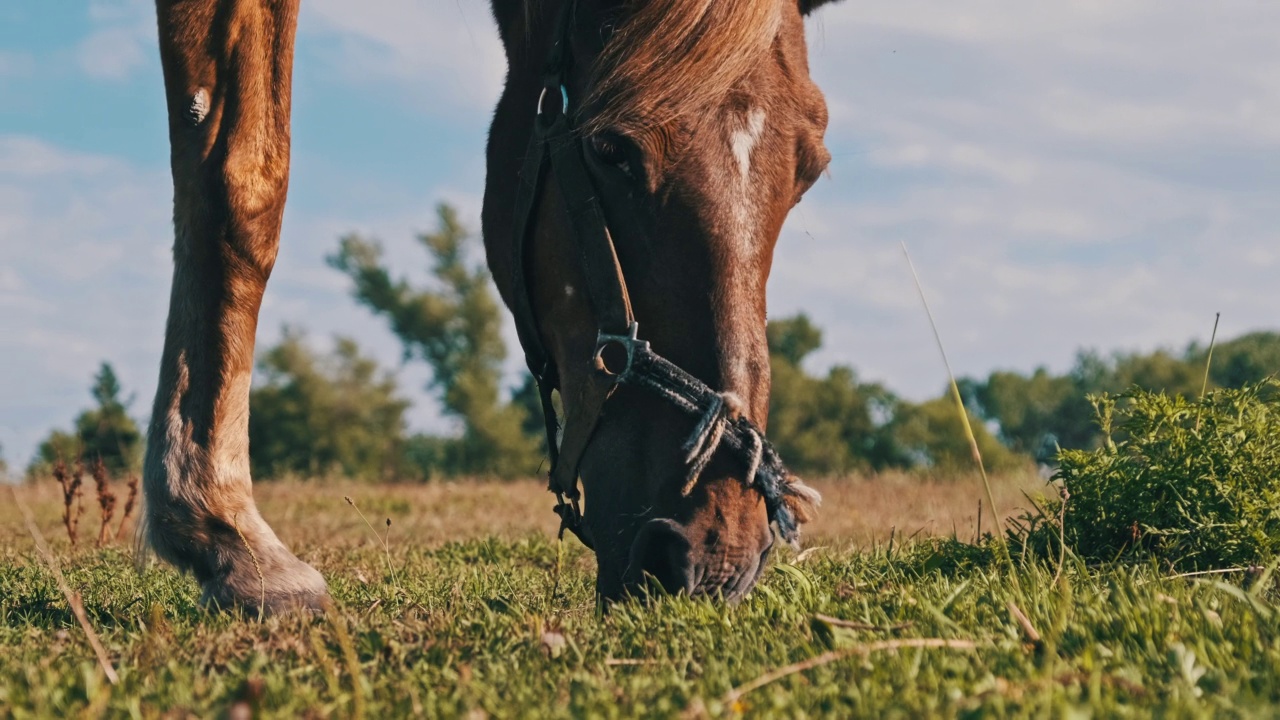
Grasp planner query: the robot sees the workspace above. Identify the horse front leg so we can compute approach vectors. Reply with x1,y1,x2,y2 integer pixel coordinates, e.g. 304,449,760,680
144,0,328,614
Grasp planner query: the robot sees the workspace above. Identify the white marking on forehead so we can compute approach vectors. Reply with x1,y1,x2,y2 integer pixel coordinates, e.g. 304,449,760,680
722,107,768,260
730,108,766,179
564,284,575,298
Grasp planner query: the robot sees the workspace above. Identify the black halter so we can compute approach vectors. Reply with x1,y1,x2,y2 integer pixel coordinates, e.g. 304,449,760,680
507,3,813,549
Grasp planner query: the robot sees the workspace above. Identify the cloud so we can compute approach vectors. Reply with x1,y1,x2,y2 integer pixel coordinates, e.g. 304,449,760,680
0,135,172,469
76,0,153,81
774,1,1280,397
300,0,506,114
0,133,477,466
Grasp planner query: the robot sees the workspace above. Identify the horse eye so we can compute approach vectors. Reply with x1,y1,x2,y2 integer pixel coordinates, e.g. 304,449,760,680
589,133,634,177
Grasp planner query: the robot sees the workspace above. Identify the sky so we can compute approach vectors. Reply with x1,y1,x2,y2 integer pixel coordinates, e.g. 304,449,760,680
2,0,1278,472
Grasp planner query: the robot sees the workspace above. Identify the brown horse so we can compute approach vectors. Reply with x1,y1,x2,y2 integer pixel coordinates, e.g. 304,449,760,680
144,0,839,614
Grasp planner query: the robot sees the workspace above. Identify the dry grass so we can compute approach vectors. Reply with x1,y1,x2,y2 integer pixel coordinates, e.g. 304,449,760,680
2,471,1049,559
802,470,1048,546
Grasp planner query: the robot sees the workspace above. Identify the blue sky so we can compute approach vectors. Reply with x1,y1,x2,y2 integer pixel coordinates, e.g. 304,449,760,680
3,0,1278,472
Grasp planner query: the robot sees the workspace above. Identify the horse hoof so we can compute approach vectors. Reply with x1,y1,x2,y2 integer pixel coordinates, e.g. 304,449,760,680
201,550,331,617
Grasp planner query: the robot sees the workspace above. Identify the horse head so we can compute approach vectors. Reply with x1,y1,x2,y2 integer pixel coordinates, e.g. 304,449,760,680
483,0,840,601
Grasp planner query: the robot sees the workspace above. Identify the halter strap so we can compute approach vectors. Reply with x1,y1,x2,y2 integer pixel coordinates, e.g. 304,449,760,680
507,0,813,549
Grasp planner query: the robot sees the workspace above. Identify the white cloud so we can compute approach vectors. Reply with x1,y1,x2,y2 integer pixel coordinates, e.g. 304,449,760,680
300,0,506,113
775,0,1280,398
77,0,153,81
0,135,172,468
0,135,117,177
0,133,478,466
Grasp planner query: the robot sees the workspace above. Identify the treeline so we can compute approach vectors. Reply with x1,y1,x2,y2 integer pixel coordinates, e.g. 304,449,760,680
27,204,1280,481
766,314,1023,475
960,332,1280,463
767,318,1280,474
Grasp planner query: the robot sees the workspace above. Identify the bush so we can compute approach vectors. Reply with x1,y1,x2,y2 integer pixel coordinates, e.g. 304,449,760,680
249,329,411,481
1027,379,1280,570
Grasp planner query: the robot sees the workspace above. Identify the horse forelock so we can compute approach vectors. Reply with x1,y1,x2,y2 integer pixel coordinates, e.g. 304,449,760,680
584,0,784,136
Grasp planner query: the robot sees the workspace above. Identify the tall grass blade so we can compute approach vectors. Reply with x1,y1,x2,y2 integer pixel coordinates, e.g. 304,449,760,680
11,485,119,684
1195,312,1220,432
901,243,1018,586
1199,312,1221,402
345,495,400,596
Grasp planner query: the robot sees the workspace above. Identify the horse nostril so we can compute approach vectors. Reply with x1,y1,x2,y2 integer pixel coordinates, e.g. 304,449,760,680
628,519,695,595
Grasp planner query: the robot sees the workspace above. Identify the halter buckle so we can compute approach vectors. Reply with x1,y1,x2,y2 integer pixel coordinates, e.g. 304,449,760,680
595,322,646,377
537,85,570,118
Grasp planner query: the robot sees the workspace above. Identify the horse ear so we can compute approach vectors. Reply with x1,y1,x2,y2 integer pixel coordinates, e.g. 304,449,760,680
799,0,842,15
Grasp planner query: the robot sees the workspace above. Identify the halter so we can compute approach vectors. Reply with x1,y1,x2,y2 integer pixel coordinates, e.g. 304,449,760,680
507,3,813,549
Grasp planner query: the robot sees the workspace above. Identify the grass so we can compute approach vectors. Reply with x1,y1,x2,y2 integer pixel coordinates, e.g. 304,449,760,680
3,472,1279,718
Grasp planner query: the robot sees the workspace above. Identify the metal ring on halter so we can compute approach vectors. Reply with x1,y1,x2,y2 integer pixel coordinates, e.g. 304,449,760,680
594,321,646,377
537,85,570,116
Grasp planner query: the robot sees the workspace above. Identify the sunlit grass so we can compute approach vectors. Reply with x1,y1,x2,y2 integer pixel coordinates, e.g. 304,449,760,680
2,477,1276,717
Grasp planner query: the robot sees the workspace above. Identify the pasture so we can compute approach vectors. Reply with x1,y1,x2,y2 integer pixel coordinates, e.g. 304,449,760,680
4,473,1278,717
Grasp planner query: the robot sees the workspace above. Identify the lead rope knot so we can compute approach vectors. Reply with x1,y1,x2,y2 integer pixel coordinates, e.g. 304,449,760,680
680,392,735,496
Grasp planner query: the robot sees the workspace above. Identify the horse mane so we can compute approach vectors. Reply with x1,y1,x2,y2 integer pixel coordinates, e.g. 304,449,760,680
584,0,783,136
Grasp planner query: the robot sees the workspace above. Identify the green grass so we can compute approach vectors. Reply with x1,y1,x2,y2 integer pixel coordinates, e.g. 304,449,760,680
3,483,1280,718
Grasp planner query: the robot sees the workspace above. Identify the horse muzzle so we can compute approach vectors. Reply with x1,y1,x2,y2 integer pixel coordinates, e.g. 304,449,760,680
624,517,772,602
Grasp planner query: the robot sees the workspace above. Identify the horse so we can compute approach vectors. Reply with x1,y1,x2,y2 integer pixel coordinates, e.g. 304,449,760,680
143,0,840,614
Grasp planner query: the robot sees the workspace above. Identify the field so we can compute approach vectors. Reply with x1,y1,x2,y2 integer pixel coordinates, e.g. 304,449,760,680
3,472,1279,718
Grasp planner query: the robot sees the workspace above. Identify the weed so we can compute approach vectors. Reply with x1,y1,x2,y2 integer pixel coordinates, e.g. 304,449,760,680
344,495,401,596
89,458,117,548
232,513,266,622
51,459,84,547
9,485,118,685
114,475,139,542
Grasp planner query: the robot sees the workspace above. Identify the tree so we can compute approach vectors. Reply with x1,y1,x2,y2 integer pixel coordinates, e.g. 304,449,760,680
965,332,1280,463
972,368,1084,463
890,396,1023,474
327,203,539,478
767,314,908,475
30,363,142,477
1197,331,1280,389
249,328,411,480
1109,349,1202,398
77,364,143,473
767,314,823,368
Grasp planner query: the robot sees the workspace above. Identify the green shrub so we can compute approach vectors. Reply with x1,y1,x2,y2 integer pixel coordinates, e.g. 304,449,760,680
899,536,1000,576
1025,379,1280,570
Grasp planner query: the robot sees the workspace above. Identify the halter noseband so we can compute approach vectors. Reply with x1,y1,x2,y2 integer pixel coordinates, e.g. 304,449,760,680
507,3,813,549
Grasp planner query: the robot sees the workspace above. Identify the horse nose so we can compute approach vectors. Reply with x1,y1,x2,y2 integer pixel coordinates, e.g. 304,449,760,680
627,519,695,595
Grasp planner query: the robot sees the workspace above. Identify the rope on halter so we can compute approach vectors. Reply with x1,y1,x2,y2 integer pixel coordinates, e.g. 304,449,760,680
618,343,820,547
682,393,726,495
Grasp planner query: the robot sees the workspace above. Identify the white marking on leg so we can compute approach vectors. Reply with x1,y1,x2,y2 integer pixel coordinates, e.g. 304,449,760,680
162,350,202,505
187,88,210,126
